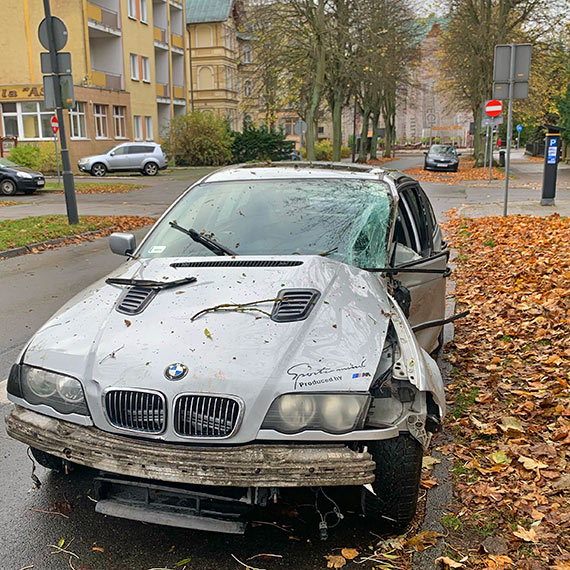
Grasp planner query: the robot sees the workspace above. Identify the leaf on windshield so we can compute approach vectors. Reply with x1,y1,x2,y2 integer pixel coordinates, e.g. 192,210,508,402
204,328,212,340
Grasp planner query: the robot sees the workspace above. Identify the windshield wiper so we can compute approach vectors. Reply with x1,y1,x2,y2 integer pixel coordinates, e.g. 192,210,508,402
169,221,236,256
106,276,197,289
319,247,338,257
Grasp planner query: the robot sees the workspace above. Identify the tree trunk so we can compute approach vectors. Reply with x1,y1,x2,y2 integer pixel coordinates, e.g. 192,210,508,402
357,108,370,163
331,88,343,161
472,104,484,165
305,0,326,161
369,111,380,160
382,95,395,158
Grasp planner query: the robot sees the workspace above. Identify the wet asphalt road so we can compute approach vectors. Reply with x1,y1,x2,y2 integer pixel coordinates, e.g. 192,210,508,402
3,154,555,569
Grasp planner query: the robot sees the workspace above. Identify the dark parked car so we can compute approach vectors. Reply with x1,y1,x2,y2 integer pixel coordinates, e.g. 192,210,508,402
0,157,45,195
424,145,460,172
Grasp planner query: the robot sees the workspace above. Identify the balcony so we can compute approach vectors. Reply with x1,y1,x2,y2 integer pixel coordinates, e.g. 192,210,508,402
171,33,184,53
91,69,123,90
154,26,168,48
156,83,170,98
173,85,185,99
87,1,121,35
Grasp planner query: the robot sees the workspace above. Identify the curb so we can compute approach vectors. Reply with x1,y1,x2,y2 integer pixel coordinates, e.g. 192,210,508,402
0,230,107,260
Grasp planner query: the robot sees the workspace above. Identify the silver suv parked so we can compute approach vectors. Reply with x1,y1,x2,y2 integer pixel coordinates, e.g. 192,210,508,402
78,142,167,177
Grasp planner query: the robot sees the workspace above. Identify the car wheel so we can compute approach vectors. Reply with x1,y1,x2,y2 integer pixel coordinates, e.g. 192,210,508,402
91,163,107,177
361,434,423,531
143,162,159,176
0,178,18,196
30,447,64,472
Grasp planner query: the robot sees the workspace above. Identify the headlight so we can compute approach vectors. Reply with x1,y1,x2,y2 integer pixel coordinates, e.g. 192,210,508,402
78,158,89,164
15,365,89,416
16,171,33,179
262,393,370,434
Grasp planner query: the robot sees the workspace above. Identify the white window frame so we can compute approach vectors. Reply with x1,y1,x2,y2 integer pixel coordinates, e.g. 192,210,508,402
242,45,253,64
130,53,140,81
133,115,143,141
1,101,53,140
113,105,127,139
69,102,87,139
244,80,253,98
144,116,153,141
140,0,148,23
94,104,109,139
127,0,137,19
141,56,150,82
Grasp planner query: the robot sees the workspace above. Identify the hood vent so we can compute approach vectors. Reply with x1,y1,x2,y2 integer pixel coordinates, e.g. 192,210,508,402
116,286,157,315
170,260,303,269
271,289,321,322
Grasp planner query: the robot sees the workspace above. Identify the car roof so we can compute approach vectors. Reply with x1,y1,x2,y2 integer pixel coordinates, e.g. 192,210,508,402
203,161,390,183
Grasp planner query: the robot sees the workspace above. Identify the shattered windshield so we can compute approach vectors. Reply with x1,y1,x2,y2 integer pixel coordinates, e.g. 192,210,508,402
430,145,456,156
141,178,392,268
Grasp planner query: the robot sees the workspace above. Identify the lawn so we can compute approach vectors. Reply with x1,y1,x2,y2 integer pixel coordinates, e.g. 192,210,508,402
43,182,146,194
0,215,155,251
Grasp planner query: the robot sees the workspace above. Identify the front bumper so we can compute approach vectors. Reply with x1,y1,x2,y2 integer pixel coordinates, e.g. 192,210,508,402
15,177,44,190
6,405,376,487
77,162,90,172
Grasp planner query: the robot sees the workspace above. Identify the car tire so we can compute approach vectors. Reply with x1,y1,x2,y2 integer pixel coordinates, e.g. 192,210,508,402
91,163,107,177
30,447,64,472
143,162,159,176
0,178,18,196
361,434,423,531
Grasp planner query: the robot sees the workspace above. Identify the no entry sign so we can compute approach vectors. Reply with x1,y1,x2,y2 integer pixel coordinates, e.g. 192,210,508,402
485,100,503,117
51,116,59,133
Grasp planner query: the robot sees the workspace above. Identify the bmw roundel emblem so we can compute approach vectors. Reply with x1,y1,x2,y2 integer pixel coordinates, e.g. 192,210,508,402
165,363,188,381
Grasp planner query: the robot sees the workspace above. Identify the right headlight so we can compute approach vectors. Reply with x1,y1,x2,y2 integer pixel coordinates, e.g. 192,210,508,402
261,393,370,434
8,364,89,416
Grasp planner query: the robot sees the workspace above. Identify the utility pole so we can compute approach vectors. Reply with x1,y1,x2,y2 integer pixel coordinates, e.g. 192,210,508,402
351,95,357,163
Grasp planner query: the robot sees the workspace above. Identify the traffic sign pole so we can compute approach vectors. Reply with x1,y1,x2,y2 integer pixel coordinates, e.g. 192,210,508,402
503,45,516,217
483,125,489,170
41,0,78,224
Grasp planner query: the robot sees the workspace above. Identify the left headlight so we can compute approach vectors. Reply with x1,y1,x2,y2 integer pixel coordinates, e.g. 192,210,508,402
16,171,33,179
262,393,370,434
8,364,89,416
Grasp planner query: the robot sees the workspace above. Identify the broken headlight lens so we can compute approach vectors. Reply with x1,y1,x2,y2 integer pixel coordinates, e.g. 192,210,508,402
262,393,370,434
20,365,89,416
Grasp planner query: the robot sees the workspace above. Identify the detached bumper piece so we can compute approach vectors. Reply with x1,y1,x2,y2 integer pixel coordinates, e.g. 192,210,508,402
94,475,259,534
6,406,376,487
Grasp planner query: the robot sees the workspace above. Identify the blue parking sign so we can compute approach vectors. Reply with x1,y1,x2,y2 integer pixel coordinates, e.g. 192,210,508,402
516,124,522,132
547,138,558,164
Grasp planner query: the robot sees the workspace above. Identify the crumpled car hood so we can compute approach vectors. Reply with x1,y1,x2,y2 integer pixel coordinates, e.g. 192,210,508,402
22,255,441,443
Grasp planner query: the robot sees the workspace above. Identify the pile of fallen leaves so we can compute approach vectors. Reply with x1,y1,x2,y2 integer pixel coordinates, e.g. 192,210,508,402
0,200,18,207
0,215,156,254
404,159,505,184
439,212,570,569
367,157,396,165
45,182,145,194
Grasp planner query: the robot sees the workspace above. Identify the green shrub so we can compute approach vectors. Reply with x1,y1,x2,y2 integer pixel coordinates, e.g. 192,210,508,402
314,139,333,161
38,142,59,174
340,145,351,159
8,144,40,169
163,111,233,166
231,123,294,162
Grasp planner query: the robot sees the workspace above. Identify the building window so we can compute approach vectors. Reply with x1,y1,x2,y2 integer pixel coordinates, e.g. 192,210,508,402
140,0,148,22
197,66,214,90
127,0,137,19
242,45,253,64
318,126,325,134
130,54,139,80
94,104,108,138
144,116,153,141
113,105,127,138
1,101,53,140
244,80,253,98
141,56,150,82
69,102,87,138
133,115,143,141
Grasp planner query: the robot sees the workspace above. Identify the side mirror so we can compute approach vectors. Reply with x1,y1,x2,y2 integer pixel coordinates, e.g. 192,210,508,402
110,232,136,256
423,151,428,155
110,152,116,156
457,153,462,156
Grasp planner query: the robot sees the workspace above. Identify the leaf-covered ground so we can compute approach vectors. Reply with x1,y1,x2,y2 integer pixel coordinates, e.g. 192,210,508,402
43,182,145,194
0,215,155,252
0,200,18,207
438,213,570,569
404,159,505,184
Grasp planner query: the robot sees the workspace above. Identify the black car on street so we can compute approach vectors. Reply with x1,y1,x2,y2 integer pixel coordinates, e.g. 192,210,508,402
0,157,45,195
423,144,460,172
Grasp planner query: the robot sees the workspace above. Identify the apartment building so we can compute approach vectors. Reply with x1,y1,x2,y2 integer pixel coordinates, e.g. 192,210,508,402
0,0,189,167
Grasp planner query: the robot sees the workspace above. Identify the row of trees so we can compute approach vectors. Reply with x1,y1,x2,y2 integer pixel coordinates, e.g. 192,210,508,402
249,0,419,162
248,0,569,164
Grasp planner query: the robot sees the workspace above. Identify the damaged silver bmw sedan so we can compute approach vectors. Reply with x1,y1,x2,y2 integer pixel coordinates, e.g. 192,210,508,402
6,163,452,535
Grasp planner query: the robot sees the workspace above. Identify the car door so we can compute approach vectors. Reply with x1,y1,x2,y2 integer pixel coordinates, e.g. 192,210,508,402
391,183,448,352
126,145,149,169
107,145,129,171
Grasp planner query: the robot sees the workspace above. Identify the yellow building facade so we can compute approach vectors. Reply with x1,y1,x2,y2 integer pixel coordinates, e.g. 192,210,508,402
0,0,189,168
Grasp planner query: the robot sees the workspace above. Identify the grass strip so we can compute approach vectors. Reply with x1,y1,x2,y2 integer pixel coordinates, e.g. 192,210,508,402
0,215,154,251
43,182,145,194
